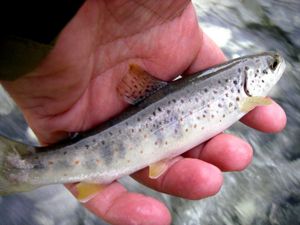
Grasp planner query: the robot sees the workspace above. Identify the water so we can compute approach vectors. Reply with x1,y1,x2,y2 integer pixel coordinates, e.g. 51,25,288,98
0,0,299,224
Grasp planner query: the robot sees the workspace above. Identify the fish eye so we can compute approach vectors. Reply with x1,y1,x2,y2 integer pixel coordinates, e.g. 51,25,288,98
270,58,279,70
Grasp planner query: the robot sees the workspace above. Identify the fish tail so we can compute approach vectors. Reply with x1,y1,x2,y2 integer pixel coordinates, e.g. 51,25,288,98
0,135,38,195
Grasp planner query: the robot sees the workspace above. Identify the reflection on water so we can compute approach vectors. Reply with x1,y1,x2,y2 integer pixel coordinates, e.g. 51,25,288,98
0,0,299,224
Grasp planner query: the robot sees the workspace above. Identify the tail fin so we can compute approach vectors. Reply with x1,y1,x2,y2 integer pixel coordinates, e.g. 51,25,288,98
0,135,38,195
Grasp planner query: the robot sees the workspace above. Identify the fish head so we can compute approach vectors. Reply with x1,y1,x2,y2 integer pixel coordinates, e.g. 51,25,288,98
243,52,286,96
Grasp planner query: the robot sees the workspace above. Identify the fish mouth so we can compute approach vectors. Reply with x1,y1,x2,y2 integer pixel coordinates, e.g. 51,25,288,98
276,53,286,76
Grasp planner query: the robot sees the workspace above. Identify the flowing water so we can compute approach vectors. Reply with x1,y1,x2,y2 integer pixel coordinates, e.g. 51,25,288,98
0,0,299,224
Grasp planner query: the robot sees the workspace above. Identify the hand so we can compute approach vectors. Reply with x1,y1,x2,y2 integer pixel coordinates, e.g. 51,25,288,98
1,1,286,224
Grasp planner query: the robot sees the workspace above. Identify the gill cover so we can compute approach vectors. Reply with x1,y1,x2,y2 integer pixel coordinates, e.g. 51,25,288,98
243,52,285,97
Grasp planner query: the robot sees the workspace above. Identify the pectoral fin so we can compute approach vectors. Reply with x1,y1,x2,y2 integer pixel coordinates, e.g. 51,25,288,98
149,159,170,179
239,96,272,112
75,182,106,203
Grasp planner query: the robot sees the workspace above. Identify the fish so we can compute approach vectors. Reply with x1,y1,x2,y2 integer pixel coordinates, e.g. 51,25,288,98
0,52,285,200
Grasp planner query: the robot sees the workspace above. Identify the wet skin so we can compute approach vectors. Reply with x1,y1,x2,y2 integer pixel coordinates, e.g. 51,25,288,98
1,1,286,225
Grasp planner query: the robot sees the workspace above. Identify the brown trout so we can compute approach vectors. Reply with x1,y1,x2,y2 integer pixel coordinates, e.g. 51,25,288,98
0,52,285,199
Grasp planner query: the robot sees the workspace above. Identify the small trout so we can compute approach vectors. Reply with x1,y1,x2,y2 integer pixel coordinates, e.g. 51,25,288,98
0,52,285,196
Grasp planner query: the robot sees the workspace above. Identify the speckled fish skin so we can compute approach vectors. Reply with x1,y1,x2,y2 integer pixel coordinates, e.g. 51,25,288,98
0,52,285,194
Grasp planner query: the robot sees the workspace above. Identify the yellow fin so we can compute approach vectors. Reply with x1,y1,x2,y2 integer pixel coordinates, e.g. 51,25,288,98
117,64,167,105
239,96,272,112
149,159,170,179
75,182,106,203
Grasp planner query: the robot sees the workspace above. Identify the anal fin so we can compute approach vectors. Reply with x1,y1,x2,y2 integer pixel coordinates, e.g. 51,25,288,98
117,64,167,105
149,159,170,179
75,182,106,203
239,96,272,112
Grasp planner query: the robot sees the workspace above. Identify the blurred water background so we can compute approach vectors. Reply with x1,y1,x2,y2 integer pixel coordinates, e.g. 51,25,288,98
0,0,299,224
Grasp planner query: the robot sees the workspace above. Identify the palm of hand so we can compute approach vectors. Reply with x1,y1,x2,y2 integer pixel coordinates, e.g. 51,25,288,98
1,1,286,225
3,0,207,144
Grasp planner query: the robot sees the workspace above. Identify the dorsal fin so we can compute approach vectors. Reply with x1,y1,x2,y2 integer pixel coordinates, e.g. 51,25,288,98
117,64,168,105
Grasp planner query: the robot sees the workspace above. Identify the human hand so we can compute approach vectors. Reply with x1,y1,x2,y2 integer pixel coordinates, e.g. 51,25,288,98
1,1,286,224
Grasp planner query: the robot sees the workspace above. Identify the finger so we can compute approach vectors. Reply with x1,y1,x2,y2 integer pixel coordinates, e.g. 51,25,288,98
184,133,253,171
240,100,286,133
66,182,171,225
185,31,226,74
132,158,223,200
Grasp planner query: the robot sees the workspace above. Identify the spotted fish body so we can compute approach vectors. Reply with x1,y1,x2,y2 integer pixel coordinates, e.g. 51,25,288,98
0,52,285,195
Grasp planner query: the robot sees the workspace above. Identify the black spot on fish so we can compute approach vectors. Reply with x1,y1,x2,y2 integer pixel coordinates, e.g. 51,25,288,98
245,66,249,71
167,109,171,114
172,99,176,103
152,111,156,116
157,107,162,112
233,80,238,85
238,68,241,73
101,140,105,145
236,97,240,101
204,88,208,93
137,117,141,122
218,103,222,108
218,80,221,84
85,144,89,149
262,79,265,83
213,90,218,94
181,99,184,103
225,79,229,83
